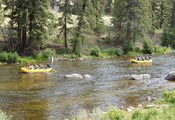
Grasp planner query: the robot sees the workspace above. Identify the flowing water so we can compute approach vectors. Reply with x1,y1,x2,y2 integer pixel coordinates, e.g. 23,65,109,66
0,54,175,120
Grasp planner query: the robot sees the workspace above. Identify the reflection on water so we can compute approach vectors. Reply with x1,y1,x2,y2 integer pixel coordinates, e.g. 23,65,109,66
0,54,175,119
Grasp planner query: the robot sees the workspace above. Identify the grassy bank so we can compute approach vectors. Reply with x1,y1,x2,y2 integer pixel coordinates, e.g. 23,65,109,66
70,90,175,120
0,45,172,64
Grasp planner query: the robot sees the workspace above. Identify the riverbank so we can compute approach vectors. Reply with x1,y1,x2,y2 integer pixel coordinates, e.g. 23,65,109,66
69,90,175,120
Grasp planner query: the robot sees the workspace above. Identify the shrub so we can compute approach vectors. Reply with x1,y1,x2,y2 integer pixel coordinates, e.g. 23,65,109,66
90,46,101,57
72,38,82,57
0,110,11,120
134,47,142,53
143,40,154,54
162,91,175,104
104,47,123,56
0,52,8,62
18,57,36,64
0,52,19,63
161,27,175,48
154,46,172,54
35,48,56,61
107,107,125,120
132,111,144,120
7,52,19,63
123,41,134,54
144,109,158,120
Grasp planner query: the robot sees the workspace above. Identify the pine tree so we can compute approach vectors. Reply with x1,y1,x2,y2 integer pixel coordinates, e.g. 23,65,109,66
112,0,152,53
151,0,169,30
2,0,17,50
105,0,113,14
90,0,106,35
28,0,51,50
162,0,175,48
57,0,73,50
3,0,51,53
72,0,92,56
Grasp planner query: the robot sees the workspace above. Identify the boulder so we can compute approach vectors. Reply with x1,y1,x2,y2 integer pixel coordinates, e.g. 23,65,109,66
65,73,91,79
165,71,175,80
65,73,83,79
131,74,151,80
83,74,91,78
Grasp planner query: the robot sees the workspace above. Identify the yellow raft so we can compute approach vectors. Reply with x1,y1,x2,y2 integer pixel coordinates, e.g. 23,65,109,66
21,67,53,73
130,59,152,64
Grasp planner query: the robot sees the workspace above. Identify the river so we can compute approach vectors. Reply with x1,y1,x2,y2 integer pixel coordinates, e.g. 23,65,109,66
0,54,175,120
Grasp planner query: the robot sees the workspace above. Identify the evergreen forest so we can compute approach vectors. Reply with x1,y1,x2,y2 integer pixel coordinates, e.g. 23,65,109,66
0,0,175,62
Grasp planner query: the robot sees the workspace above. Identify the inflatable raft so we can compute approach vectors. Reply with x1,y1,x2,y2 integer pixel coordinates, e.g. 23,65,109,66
130,59,152,64
21,67,53,73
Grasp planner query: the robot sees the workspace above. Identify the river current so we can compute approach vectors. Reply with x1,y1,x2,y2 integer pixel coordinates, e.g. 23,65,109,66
0,54,175,119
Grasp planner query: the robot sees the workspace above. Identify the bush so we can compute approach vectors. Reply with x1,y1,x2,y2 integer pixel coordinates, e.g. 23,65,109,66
132,111,144,120
0,110,11,120
123,41,134,54
161,27,175,48
90,46,101,57
0,52,19,63
0,52,8,62
162,91,175,104
154,46,172,54
18,57,36,64
144,109,158,120
143,40,154,54
7,52,19,63
104,47,123,56
107,107,125,120
35,48,56,61
134,47,142,53
72,38,82,57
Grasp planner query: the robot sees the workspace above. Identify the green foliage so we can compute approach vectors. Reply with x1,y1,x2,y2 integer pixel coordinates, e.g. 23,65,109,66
154,46,172,54
90,46,101,57
95,19,106,34
69,91,175,120
0,52,8,62
35,48,56,61
132,110,144,120
123,41,135,54
144,109,158,120
162,27,175,48
7,52,19,63
103,47,123,56
112,0,152,45
18,57,36,64
162,91,175,104
0,52,19,63
72,37,82,57
143,40,154,54
57,0,73,49
0,110,11,120
107,107,125,120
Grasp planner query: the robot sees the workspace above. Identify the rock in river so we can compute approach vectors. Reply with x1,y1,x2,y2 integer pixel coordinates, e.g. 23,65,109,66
65,73,91,79
165,71,175,80
131,74,151,80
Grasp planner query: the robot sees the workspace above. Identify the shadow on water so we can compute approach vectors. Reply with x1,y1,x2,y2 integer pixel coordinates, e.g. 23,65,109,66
1,54,175,119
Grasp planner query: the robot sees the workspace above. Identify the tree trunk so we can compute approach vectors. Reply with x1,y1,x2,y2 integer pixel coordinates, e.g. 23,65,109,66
64,17,68,49
171,2,175,27
17,24,22,53
21,10,27,54
160,1,164,28
64,0,68,49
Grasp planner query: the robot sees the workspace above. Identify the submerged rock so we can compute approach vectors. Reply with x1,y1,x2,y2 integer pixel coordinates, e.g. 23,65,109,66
65,73,91,79
131,74,151,80
83,74,91,78
65,73,83,79
165,71,175,80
